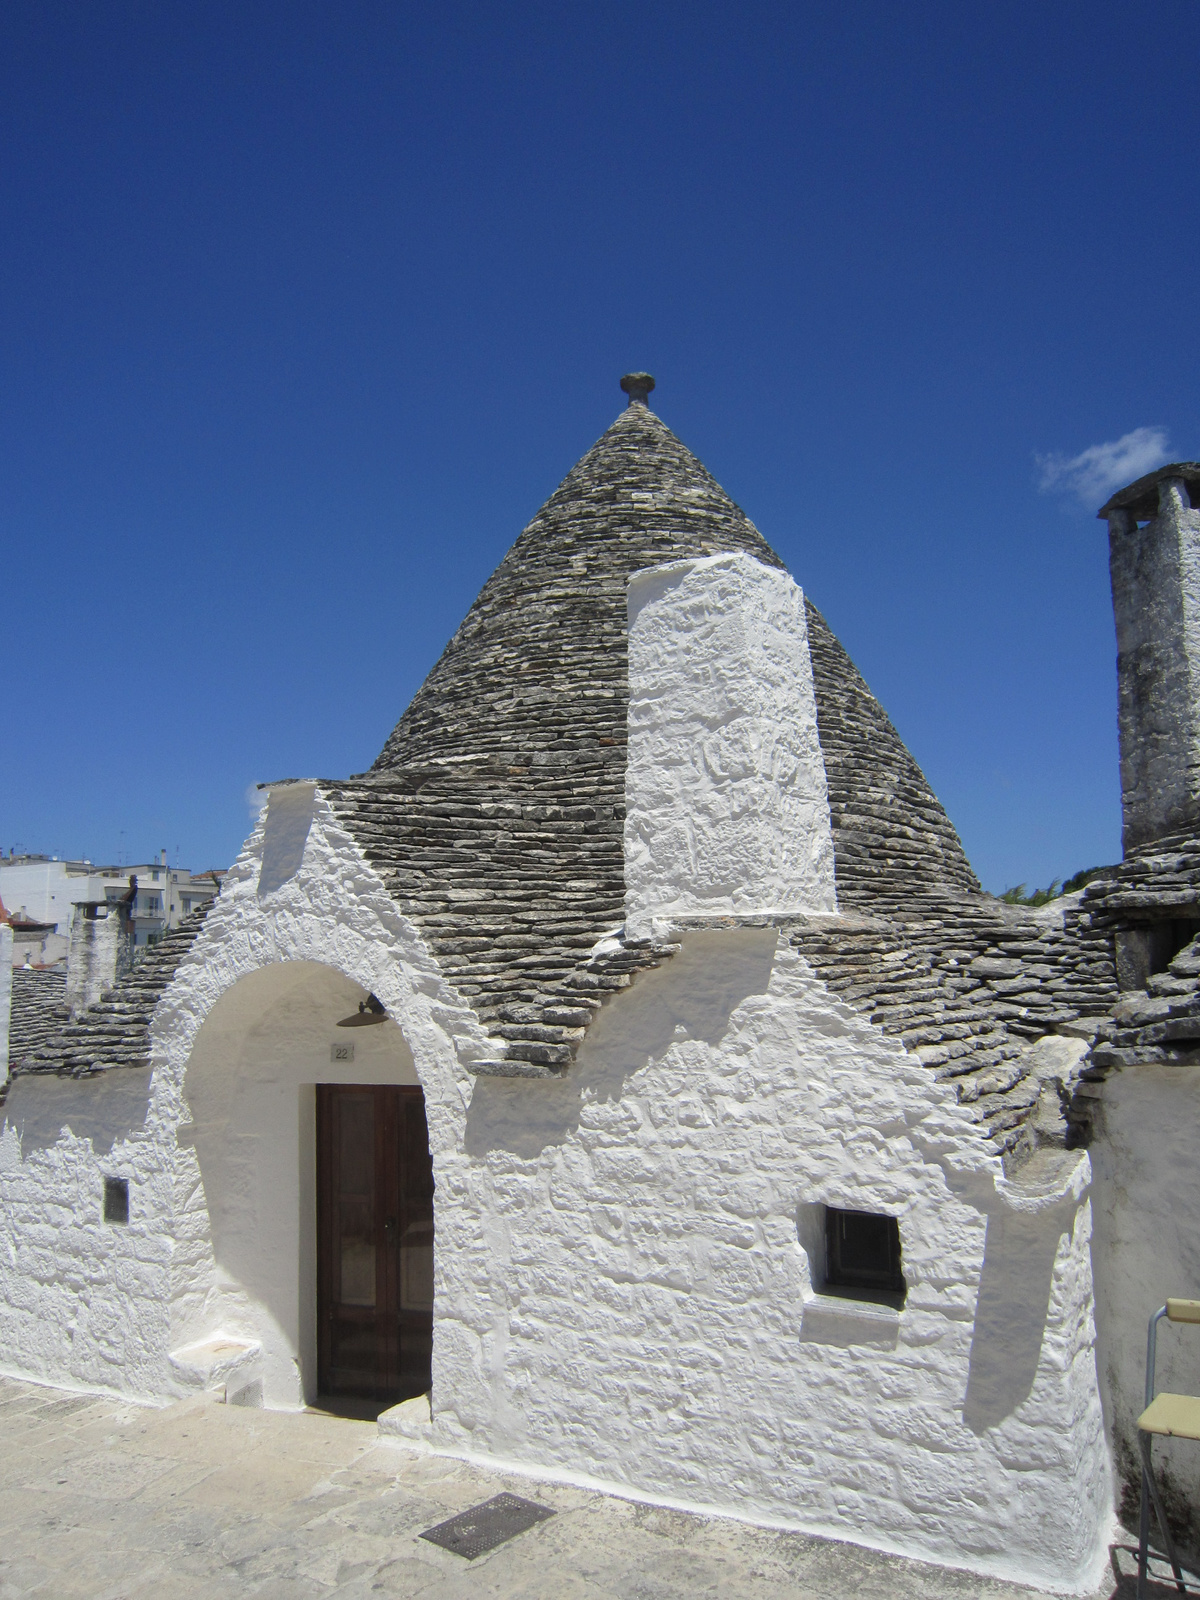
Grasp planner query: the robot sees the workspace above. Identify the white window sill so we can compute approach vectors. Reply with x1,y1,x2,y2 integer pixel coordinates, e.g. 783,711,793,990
803,1291,903,1324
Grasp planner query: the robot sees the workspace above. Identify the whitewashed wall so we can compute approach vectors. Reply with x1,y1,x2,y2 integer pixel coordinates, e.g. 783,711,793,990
624,552,836,936
1089,1064,1200,1551
439,930,1110,1591
0,861,87,931
0,786,1112,1590
0,789,489,1405
0,1062,173,1397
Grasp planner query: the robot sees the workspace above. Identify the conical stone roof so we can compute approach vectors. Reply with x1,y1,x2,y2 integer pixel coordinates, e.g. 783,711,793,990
374,402,781,772
372,397,979,907
315,390,1014,1078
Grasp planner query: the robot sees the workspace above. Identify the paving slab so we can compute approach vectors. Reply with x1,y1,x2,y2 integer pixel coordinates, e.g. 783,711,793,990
0,1374,1183,1599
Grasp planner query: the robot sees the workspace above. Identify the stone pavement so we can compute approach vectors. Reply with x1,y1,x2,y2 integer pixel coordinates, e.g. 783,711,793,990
0,1374,1176,1598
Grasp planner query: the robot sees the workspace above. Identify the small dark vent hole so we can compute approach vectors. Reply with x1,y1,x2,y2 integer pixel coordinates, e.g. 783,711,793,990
825,1206,905,1304
103,1176,129,1225
1153,918,1200,975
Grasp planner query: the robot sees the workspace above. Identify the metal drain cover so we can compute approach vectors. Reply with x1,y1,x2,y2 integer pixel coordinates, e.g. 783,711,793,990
419,1492,555,1559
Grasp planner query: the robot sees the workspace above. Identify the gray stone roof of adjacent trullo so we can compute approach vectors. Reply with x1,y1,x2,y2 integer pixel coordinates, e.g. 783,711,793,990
1065,831,1200,1141
4,909,212,1091
10,389,1121,1155
7,966,68,1067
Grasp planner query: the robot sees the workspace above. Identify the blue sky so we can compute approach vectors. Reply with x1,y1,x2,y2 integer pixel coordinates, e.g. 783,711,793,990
3,1,1197,891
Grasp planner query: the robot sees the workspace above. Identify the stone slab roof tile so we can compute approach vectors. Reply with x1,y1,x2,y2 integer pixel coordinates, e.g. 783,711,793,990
1080,832,1200,919
7,965,68,1068
784,898,1117,1155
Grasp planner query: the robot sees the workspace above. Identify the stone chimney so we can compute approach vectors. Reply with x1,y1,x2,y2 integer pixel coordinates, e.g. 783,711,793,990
1100,463,1200,853
66,900,133,1016
623,550,836,938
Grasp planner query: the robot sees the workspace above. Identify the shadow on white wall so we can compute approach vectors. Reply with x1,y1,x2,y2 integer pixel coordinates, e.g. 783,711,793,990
257,784,316,898
962,1189,1077,1432
464,928,778,1160
2,1067,153,1156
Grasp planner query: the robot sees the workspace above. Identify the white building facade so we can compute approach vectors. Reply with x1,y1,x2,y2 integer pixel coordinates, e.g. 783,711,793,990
1,855,222,956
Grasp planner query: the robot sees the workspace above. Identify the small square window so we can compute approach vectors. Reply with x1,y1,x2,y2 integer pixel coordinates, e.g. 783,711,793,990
825,1207,905,1303
103,1176,129,1225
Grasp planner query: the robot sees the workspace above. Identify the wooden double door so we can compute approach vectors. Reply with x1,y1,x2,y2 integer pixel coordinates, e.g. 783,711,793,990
316,1085,434,1406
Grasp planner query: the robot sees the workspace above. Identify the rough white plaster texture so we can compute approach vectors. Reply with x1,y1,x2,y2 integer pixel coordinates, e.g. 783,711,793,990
448,930,1110,1591
1109,480,1200,847
0,1061,167,1398
0,925,12,1080
0,787,492,1407
1089,1064,1200,1551
624,553,836,937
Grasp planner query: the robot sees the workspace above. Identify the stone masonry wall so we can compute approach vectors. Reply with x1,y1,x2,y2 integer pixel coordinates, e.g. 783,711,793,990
1106,472,1200,850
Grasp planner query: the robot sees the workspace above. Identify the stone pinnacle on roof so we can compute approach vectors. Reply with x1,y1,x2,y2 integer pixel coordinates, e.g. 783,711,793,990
620,372,655,406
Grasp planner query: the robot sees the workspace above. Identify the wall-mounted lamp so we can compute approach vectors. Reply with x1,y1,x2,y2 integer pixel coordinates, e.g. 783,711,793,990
336,993,387,1028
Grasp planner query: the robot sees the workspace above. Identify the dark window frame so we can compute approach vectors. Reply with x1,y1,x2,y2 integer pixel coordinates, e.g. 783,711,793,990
103,1176,129,1225
824,1206,905,1306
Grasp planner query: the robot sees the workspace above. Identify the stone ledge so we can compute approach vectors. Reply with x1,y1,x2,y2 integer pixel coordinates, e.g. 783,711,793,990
799,1292,902,1350
802,1291,902,1321
168,1335,263,1405
377,1391,432,1444
467,1058,565,1079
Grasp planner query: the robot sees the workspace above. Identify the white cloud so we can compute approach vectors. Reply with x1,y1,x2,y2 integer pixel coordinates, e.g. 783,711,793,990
1037,426,1171,508
245,782,268,819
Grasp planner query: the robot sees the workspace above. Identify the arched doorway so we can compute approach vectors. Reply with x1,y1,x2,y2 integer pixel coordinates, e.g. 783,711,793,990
317,1084,434,1405
178,961,436,1413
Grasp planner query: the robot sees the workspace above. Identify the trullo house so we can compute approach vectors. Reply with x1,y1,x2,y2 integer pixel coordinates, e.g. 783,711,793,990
7,375,1200,1592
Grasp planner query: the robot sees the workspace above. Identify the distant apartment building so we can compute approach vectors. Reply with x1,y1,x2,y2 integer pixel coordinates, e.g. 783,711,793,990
0,852,224,958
